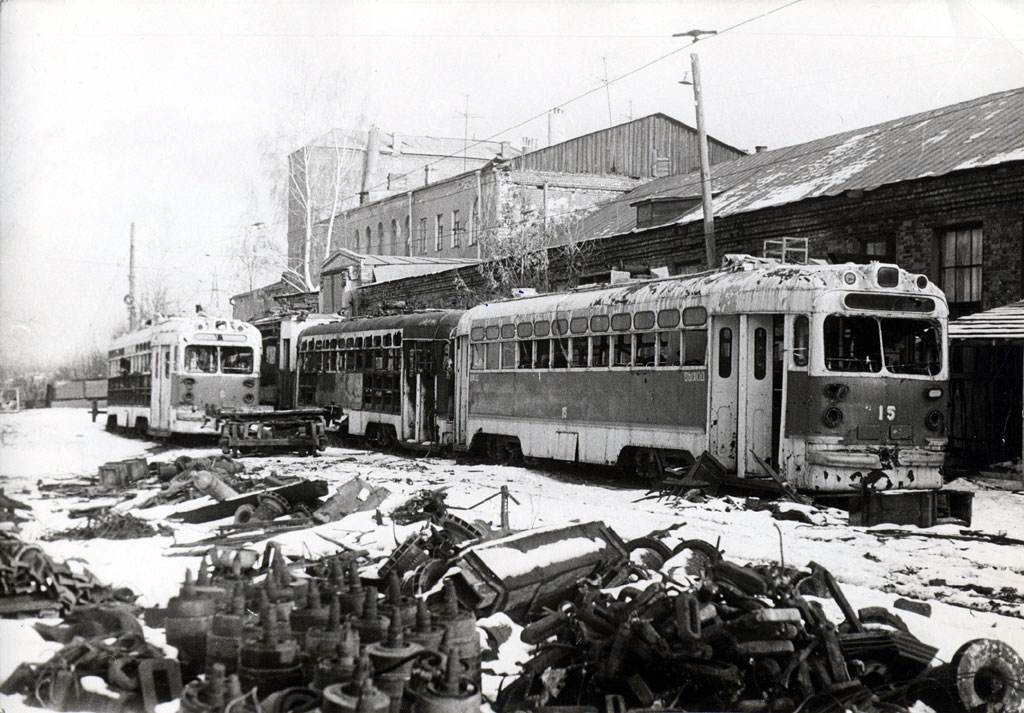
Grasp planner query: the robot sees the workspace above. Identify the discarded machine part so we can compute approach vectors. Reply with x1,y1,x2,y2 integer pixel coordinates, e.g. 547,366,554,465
238,602,303,698
206,583,251,674
170,479,329,525
256,492,291,521
366,608,424,713
434,580,481,686
313,476,391,525
313,623,360,689
406,598,446,651
219,409,327,457
290,578,329,635
192,471,241,501
949,638,1024,713
321,654,390,713
354,586,390,645
447,521,629,621
166,569,219,678
411,647,482,713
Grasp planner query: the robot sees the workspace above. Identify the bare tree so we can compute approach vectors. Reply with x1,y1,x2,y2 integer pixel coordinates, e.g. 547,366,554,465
234,221,282,293
258,68,368,291
468,201,592,303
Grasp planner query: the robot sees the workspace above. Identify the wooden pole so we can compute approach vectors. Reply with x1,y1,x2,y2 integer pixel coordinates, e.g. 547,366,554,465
690,53,717,269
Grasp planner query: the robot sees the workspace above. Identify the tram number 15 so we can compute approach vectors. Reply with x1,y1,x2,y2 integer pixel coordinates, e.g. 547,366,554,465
878,405,896,421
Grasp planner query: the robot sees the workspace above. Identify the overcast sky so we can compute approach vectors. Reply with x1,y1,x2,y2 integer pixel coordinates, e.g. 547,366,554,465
1,0,1023,370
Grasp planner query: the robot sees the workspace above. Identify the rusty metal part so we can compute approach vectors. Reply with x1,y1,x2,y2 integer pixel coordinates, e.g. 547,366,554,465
948,638,1024,713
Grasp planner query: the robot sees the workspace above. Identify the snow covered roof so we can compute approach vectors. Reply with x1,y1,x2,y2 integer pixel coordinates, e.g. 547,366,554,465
949,300,1024,342
581,88,1024,239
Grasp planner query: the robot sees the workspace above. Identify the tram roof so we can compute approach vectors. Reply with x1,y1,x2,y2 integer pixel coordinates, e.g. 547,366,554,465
111,315,259,348
459,256,946,322
298,310,464,341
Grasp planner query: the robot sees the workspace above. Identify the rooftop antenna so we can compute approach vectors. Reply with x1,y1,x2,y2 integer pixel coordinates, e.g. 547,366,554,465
126,222,137,331
459,94,483,170
602,57,613,127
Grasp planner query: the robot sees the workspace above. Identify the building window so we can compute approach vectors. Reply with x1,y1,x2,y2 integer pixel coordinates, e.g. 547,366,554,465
353,229,359,251
377,222,384,253
364,226,371,254
419,218,427,253
451,210,461,248
404,215,411,254
435,214,443,251
390,219,398,255
939,226,982,314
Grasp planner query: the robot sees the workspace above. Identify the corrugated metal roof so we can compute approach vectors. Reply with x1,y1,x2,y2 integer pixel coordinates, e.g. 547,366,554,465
581,88,1024,240
299,310,464,340
949,300,1024,341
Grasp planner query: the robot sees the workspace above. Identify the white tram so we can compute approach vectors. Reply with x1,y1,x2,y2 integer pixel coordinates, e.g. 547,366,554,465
106,316,263,437
453,255,948,492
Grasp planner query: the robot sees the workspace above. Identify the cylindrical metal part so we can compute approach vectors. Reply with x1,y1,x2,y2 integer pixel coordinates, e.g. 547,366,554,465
322,679,390,713
192,470,241,501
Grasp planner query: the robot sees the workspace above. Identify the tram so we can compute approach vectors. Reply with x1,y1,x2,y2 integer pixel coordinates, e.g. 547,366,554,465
106,315,263,437
452,255,948,492
295,311,462,449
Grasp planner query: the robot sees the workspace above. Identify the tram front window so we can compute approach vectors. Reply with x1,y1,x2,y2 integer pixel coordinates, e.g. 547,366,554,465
824,315,942,375
185,345,218,373
222,347,254,374
881,318,941,375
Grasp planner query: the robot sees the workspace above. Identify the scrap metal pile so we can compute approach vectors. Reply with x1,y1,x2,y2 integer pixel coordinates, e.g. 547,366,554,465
3,479,1023,713
0,533,137,616
494,534,1024,712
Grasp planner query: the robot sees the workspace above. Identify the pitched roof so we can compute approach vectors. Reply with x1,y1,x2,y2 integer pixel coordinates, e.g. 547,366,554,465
580,88,1024,240
949,300,1024,341
308,128,517,161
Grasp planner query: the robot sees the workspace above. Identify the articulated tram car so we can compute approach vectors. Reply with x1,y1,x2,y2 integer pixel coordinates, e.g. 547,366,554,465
452,256,948,492
296,311,462,449
107,316,263,437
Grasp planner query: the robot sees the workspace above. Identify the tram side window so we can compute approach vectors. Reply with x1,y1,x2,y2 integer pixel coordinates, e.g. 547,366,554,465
518,341,532,369
471,343,485,370
592,335,610,367
552,337,568,368
636,332,656,367
793,316,809,367
754,328,767,380
485,343,500,370
501,341,516,369
222,347,254,374
570,337,588,367
682,329,707,366
613,334,632,367
658,331,681,366
824,315,882,373
185,345,218,374
535,339,551,368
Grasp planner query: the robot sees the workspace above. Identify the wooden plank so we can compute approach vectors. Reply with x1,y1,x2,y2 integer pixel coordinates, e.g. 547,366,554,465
749,450,813,505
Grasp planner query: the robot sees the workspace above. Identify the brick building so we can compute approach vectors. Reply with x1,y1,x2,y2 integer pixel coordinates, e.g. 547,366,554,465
319,113,747,312
287,127,518,285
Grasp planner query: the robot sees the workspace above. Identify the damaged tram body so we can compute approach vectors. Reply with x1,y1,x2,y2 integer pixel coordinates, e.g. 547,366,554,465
452,256,948,492
106,316,262,437
295,311,462,449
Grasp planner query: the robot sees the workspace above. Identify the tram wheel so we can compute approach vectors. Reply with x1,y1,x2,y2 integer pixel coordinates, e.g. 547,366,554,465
378,426,396,451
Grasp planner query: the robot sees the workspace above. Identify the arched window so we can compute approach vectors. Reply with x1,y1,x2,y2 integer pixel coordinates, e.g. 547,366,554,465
390,218,398,256
353,229,359,251
377,222,384,253
404,215,411,255
364,226,371,254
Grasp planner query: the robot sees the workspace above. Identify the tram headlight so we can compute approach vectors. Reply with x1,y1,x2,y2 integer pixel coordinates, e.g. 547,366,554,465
182,392,194,403
925,409,944,431
843,271,857,285
915,275,929,290
244,393,255,404
822,407,844,428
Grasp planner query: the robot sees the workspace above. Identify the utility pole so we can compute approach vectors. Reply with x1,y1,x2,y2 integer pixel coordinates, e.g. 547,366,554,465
127,222,137,331
689,53,717,269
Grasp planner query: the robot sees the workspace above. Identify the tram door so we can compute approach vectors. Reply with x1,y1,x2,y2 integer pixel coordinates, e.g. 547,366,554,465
153,344,173,431
709,316,739,469
453,335,470,448
742,315,777,475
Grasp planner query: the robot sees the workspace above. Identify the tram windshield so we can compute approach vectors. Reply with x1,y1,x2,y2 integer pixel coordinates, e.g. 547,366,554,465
184,345,254,374
824,315,941,375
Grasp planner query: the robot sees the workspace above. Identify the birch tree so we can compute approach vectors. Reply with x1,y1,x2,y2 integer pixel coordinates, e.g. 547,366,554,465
259,69,368,291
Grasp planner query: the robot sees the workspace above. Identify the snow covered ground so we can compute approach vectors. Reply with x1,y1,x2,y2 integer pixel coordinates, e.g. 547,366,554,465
2,407,1024,711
